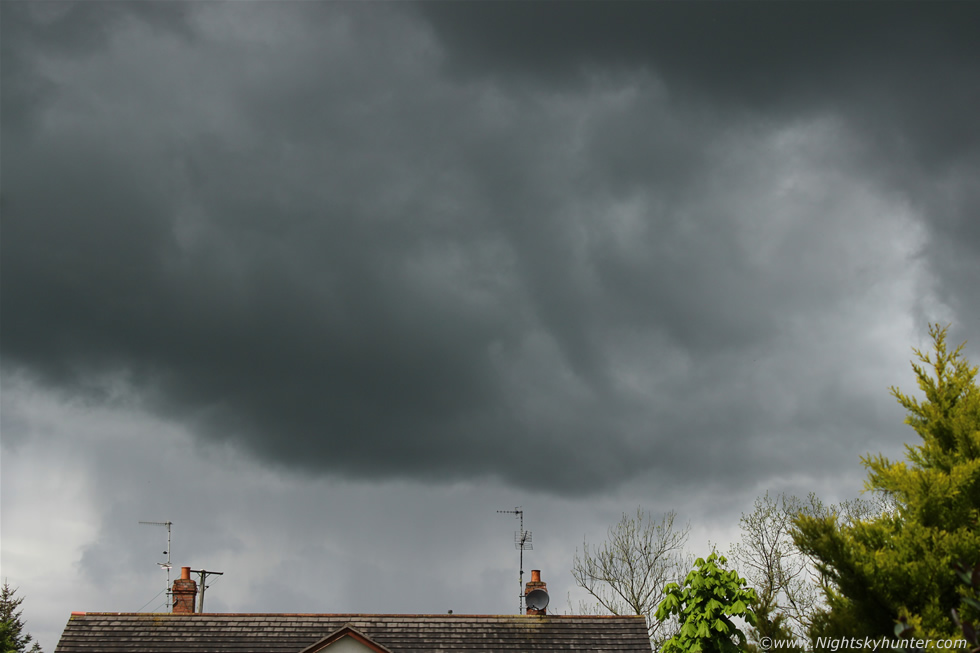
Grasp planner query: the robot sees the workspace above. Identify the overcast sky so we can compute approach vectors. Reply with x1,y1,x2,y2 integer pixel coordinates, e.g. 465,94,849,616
2,2,979,651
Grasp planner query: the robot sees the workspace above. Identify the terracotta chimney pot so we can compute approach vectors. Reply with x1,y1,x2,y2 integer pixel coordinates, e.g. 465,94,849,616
172,567,197,614
524,569,548,616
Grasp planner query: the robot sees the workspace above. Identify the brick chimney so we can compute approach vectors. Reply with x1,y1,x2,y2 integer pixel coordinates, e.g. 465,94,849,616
524,569,548,615
172,566,197,614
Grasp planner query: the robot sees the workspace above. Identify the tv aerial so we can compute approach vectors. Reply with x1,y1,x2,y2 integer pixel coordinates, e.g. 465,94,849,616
139,520,173,610
497,507,531,614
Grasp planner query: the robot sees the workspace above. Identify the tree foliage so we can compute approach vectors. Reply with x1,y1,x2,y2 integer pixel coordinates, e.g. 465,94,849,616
0,581,41,653
655,552,758,653
792,325,980,647
950,561,980,653
572,508,690,649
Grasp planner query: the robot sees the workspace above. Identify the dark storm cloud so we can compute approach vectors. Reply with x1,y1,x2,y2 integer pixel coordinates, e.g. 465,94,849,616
421,0,980,299
1,2,975,496
419,2,980,159
419,0,980,352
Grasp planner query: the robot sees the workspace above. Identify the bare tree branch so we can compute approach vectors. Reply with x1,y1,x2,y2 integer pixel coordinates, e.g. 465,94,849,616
572,508,691,650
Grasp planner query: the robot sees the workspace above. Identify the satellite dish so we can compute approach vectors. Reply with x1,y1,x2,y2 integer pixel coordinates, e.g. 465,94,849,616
525,589,550,611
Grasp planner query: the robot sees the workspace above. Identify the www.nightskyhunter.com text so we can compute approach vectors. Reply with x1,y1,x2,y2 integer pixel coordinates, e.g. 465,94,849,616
760,636,968,651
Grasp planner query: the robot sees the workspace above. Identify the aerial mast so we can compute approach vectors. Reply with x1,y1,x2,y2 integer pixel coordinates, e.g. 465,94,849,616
139,520,173,611
497,507,531,614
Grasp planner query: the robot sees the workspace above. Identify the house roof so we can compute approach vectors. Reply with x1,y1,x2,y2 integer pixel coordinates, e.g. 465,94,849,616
299,625,394,653
54,613,653,653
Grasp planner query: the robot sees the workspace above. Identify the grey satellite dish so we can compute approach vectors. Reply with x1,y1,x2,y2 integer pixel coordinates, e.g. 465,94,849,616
525,589,550,611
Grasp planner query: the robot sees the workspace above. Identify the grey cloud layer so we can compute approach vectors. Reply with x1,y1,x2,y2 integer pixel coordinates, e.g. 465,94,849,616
2,2,976,495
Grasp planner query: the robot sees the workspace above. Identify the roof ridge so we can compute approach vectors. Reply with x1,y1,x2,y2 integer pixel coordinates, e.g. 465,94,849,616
69,612,646,619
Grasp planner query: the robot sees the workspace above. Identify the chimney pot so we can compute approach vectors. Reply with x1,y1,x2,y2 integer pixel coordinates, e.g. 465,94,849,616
172,567,197,613
524,570,548,616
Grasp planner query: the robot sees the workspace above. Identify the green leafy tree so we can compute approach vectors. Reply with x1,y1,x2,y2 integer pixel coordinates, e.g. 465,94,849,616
792,325,980,647
655,552,758,653
0,581,42,653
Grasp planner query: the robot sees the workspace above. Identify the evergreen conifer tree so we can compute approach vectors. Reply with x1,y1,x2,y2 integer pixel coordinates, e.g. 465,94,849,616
793,325,980,647
0,581,41,653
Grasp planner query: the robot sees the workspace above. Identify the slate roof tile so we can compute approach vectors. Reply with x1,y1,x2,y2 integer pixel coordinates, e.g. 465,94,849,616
55,613,653,653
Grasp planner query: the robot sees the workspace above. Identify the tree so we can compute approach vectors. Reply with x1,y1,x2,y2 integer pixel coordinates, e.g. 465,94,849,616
730,492,823,650
0,581,42,653
572,508,691,650
792,325,980,647
950,561,980,653
730,491,889,651
655,552,758,653
745,587,803,653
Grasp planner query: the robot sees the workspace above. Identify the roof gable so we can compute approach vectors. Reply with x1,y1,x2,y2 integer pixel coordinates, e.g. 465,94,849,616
300,625,393,653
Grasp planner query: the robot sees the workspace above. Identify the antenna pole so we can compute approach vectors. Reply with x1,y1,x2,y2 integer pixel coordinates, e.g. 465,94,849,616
190,569,224,613
139,520,173,611
497,507,531,614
